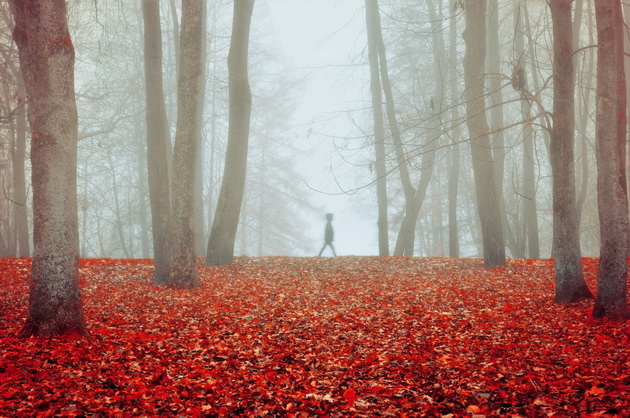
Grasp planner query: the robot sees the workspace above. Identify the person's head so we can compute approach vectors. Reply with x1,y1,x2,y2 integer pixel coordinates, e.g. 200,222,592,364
326,213,333,221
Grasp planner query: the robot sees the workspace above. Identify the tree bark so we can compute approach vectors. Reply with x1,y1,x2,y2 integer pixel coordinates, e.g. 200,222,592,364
194,0,208,257
513,0,539,259
169,0,204,287
487,0,519,257
365,0,389,256
393,0,442,256
462,0,505,267
205,0,255,266
142,0,172,285
12,80,30,257
10,0,86,338
448,0,460,258
549,0,592,303
593,0,629,321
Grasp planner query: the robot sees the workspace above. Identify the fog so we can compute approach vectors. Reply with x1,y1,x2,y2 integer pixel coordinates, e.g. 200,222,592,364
1,0,607,259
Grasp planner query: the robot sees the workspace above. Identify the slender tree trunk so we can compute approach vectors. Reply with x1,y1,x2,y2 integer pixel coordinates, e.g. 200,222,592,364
365,0,390,256
394,0,442,256
142,0,172,284
106,148,131,258
462,0,505,267
134,104,151,258
205,0,255,266
513,0,539,259
10,0,86,338
371,0,414,256
169,0,204,287
448,0,460,258
12,80,29,257
575,0,594,233
487,0,518,257
593,0,629,321
194,0,208,257
623,1,630,197
549,0,592,303
365,0,389,256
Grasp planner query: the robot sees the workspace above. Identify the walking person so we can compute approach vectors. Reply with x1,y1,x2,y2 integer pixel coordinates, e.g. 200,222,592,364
318,213,337,256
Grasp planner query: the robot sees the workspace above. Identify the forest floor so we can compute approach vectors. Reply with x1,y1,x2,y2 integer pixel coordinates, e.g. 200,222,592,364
1,256,629,417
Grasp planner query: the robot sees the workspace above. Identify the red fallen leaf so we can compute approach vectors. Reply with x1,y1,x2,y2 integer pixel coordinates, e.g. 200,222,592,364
343,388,357,403
150,367,170,385
2,256,630,416
370,385,385,394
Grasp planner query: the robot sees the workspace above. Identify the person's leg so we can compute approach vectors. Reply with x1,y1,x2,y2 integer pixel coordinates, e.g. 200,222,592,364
330,243,337,257
318,243,326,256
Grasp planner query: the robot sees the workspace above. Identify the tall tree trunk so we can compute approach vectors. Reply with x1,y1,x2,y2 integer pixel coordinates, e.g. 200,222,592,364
448,0,460,258
142,0,172,285
394,0,442,256
194,0,208,257
10,0,86,338
372,0,414,256
462,0,505,267
487,0,519,257
205,0,255,266
169,0,204,287
549,0,592,303
513,0,539,258
133,101,151,258
365,0,389,256
106,148,131,258
12,80,29,257
593,0,629,321
623,1,630,197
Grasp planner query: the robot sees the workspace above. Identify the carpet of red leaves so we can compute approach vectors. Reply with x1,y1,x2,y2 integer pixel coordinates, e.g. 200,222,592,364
1,256,629,417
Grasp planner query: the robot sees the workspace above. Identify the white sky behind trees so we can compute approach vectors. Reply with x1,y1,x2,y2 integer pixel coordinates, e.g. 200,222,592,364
261,0,379,256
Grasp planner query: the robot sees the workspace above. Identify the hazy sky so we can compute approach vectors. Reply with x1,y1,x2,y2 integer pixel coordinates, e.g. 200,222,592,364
262,0,379,256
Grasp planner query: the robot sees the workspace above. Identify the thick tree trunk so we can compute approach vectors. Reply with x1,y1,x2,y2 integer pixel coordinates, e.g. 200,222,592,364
205,0,254,266
10,0,86,338
169,0,204,287
462,0,505,267
549,0,592,304
365,0,389,256
593,0,629,321
142,0,172,284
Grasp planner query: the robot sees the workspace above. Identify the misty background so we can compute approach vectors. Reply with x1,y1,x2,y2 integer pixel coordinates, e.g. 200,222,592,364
0,0,606,259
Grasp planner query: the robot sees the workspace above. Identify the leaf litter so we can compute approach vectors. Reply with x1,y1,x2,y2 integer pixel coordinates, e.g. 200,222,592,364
1,256,629,416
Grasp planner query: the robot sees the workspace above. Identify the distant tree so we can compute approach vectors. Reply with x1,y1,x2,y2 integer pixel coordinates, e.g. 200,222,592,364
0,7,29,258
549,0,592,304
593,0,629,321
365,0,390,256
513,0,539,259
10,0,87,337
169,0,204,287
193,1,208,257
205,0,255,266
447,0,460,258
142,0,172,284
393,0,441,257
462,0,505,267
